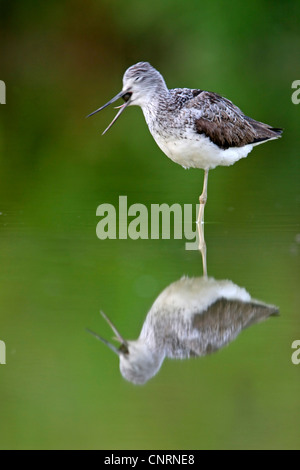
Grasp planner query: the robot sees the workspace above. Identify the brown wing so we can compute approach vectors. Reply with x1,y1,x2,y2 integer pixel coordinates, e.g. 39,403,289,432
187,298,279,357
187,91,282,149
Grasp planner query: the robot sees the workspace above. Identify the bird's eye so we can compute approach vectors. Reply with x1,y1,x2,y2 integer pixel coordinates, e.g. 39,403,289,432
119,343,129,355
122,92,132,102
135,76,141,82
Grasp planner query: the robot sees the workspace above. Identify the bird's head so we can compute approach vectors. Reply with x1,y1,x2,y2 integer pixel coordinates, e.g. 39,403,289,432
86,62,167,134
87,310,164,385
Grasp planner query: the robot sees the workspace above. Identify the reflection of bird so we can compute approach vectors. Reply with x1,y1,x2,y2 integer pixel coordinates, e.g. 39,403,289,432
87,62,282,224
87,277,279,385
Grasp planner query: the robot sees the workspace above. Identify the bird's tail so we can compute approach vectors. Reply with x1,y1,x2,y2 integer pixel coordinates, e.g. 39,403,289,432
245,116,283,144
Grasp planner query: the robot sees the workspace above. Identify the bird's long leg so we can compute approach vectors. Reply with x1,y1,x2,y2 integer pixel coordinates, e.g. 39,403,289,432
197,170,208,276
197,221,207,278
197,170,209,225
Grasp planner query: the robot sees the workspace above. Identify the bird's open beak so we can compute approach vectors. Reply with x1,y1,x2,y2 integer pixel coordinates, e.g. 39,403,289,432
86,90,132,135
87,310,129,356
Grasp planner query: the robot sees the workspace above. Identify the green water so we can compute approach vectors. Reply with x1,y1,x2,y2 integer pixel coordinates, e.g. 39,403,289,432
0,0,299,450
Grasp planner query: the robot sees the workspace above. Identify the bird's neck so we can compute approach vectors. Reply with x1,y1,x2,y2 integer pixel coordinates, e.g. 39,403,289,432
140,87,171,133
129,339,166,374
140,78,169,110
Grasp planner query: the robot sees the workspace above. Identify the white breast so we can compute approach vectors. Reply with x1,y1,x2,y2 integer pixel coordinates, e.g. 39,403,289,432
153,132,254,170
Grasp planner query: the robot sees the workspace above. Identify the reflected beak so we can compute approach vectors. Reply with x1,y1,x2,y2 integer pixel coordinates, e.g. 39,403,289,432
86,329,122,356
86,310,129,356
86,90,131,135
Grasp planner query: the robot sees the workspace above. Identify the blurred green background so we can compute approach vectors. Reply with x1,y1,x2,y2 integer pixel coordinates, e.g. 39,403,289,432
0,0,299,450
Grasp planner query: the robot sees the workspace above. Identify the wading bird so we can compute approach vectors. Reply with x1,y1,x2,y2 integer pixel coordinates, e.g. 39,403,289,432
87,62,282,224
